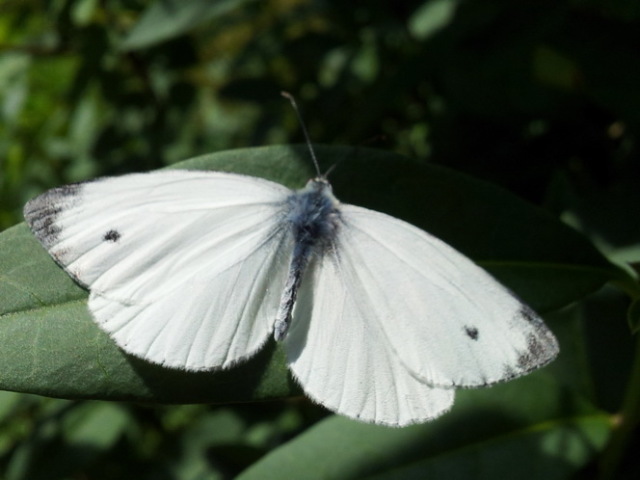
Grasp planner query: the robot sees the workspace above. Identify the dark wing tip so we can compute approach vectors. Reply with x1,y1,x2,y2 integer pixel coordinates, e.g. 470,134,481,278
23,184,83,246
513,304,560,371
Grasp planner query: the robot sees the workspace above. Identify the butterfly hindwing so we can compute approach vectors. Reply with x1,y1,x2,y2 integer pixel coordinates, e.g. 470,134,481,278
284,248,455,427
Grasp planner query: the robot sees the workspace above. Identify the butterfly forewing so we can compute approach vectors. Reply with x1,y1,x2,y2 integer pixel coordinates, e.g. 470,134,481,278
332,205,559,388
24,170,295,370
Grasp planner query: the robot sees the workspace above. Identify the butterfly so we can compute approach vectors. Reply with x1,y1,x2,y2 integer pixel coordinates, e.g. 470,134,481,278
23,96,558,426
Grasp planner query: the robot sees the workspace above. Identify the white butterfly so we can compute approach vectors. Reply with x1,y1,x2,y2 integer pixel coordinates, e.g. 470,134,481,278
23,156,558,427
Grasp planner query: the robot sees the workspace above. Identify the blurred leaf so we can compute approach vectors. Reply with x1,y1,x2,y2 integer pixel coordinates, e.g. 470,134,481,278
72,0,99,26
0,391,22,422
534,45,580,90
553,14,640,128
120,0,257,50
0,53,30,121
5,402,130,480
62,402,130,449
237,374,611,480
0,145,621,404
628,298,640,334
408,0,459,40
169,409,246,479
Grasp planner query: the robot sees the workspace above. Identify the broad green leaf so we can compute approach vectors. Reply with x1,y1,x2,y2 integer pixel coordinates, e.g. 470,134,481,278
0,145,622,403
237,374,612,480
120,0,256,50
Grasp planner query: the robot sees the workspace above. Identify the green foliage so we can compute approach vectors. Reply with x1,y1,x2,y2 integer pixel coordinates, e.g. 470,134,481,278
238,378,611,480
0,0,639,479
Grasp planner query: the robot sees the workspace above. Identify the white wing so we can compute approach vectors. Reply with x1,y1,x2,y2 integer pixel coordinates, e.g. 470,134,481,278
321,205,559,389
285,252,455,427
24,170,293,370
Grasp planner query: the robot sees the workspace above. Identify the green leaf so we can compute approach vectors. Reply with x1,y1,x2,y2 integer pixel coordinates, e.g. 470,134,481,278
6,402,131,480
0,145,620,403
408,0,459,40
120,0,256,50
237,374,612,480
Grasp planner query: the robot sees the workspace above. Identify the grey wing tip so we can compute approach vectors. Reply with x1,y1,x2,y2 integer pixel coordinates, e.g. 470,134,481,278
515,304,560,372
23,184,83,246
24,183,83,217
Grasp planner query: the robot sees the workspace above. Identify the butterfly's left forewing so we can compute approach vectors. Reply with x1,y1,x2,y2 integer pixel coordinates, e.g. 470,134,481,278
25,170,294,370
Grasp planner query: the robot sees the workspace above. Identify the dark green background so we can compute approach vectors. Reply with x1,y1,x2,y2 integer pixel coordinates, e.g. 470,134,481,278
0,1,638,479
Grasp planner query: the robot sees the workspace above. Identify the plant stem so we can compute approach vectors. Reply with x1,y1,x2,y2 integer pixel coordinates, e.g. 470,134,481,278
599,333,640,479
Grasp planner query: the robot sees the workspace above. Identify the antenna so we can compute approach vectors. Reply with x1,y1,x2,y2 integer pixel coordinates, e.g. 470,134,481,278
281,91,322,177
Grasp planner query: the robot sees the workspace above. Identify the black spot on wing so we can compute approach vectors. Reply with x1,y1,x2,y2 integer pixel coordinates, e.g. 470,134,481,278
103,229,121,242
464,326,479,340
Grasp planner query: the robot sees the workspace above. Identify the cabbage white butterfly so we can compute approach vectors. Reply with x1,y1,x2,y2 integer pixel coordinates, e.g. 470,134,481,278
23,100,558,426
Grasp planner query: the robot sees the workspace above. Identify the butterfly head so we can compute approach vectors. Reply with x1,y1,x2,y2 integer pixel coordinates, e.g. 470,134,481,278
306,176,330,190
301,177,339,204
